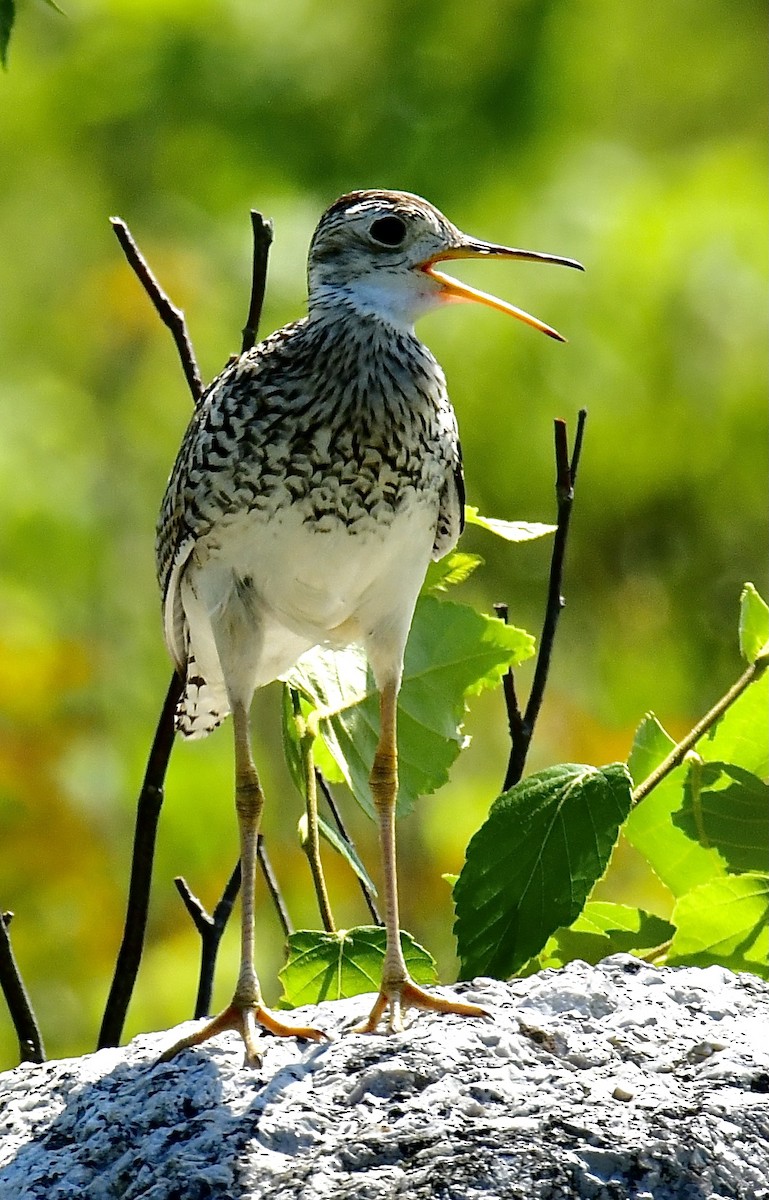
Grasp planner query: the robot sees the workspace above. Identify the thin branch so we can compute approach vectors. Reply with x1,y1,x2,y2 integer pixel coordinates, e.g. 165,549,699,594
174,863,242,1019
502,409,587,791
98,672,182,1049
494,603,525,750
291,690,335,933
174,835,292,1018
101,209,276,1046
317,774,382,925
257,835,293,939
0,911,46,1064
631,650,769,805
110,217,203,405
241,211,274,355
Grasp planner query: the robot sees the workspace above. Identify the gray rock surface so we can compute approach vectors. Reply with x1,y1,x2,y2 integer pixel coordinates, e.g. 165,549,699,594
1,958,768,1199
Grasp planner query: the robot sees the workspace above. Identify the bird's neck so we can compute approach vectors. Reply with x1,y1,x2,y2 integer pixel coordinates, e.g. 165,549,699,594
307,283,423,334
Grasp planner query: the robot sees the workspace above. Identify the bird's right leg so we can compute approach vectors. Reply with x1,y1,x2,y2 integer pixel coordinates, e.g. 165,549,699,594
356,679,487,1034
159,700,327,1065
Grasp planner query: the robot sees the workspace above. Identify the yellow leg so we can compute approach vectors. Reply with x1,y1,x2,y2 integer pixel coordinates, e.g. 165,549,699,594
159,701,327,1065
356,680,488,1034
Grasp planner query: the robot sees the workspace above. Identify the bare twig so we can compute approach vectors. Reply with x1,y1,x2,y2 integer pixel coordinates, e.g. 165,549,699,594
494,602,525,751
101,210,276,1045
110,217,203,405
317,774,382,925
98,673,182,1048
501,409,587,791
174,830,294,1017
0,911,46,1064
257,835,293,938
174,863,242,1019
241,211,274,355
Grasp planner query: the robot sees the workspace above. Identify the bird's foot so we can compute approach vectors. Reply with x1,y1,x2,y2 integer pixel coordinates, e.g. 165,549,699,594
354,977,488,1035
157,1000,328,1067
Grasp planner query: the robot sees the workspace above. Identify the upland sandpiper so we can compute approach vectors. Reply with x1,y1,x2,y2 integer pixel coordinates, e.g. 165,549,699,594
156,189,582,1063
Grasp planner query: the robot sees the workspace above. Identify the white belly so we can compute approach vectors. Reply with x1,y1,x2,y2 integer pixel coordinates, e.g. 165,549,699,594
187,498,438,693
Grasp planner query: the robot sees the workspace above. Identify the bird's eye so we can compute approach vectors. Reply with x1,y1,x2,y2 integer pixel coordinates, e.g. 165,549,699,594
369,216,407,247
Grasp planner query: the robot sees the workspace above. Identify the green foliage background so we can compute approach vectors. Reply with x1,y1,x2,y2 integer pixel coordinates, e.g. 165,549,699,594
0,0,766,1066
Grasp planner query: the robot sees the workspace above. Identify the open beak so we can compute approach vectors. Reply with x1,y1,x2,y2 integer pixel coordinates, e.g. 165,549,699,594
419,239,584,342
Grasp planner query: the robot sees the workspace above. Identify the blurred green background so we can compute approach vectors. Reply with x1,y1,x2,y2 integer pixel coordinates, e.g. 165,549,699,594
0,0,766,1067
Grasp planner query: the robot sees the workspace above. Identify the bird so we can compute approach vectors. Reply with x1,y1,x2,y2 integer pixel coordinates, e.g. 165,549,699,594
156,189,582,1063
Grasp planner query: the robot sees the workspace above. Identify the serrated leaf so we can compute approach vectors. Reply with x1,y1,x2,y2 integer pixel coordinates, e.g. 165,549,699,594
673,760,769,874
739,583,769,665
423,551,483,593
464,505,556,542
1,0,14,69
518,902,675,975
285,595,534,816
278,926,437,1006
667,873,769,978
454,762,633,979
625,714,726,895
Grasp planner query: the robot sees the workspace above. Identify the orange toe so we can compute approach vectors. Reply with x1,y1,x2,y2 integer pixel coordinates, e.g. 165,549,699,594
158,1001,327,1066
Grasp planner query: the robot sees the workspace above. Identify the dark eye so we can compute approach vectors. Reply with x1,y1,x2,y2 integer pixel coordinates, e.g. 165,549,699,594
369,215,407,247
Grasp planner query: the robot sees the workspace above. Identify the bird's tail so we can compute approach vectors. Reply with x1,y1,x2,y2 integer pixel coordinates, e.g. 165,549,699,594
176,652,231,739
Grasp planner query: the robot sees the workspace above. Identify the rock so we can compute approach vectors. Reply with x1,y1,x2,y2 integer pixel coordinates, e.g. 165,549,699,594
1,957,768,1199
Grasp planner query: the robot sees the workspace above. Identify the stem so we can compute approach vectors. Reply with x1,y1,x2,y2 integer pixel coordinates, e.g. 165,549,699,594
241,211,274,355
174,863,242,1019
631,652,769,806
316,772,382,925
110,218,203,405
98,672,182,1049
174,837,292,1019
257,835,294,938
101,210,277,1045
0,912,46,1064
503,410,587,790
494,603,525,751
292,690,335,932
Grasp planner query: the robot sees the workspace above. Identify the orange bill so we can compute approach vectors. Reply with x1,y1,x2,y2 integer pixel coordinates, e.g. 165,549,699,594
420,241,584,342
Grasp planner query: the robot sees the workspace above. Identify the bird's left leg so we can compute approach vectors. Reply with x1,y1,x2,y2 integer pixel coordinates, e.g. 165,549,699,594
159,700,327,1065
356,677,487,1034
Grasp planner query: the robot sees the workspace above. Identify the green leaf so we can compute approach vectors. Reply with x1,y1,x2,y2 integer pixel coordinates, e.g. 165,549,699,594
1,0,14,70
698,669,769,780
454,762,633,979
739,582,769,665
625,714,726,895
518,902,675,974
297,812,378,896
464,505,556,542
281,684,345,791
285,595,534,816
423,550,483,593
278,926,437,1006
667,873,769,978
673,759,769,874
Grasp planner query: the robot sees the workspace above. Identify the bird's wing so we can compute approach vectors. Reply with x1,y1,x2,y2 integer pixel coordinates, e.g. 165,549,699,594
155,333,298,662
432,438,465,560
161,535,194,673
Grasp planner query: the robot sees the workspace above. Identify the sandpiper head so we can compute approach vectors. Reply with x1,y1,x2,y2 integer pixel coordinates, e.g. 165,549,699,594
307,189,583,337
